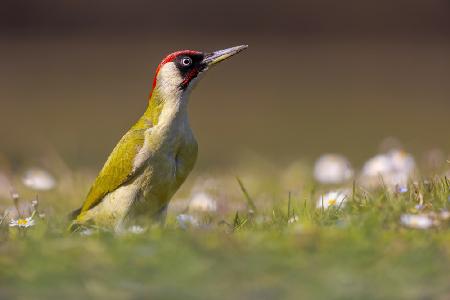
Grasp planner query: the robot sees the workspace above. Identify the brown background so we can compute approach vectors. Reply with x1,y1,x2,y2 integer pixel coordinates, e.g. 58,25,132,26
1,0,449,169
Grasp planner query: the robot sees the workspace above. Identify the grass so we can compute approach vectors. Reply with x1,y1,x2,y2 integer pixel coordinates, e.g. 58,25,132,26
0,165,449,300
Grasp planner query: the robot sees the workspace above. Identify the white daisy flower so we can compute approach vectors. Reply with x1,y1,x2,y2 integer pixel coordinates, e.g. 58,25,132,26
189,192,217,213
361,154,392,177
313,154,354,184
288,215,299,224
389,150,415,173
361,149,416,190
317,190,349,209
128,225,146,234
9,216,35,228
389,149,415,185
22,168,56,191
79,228,95,236
176,214,199,229
400,214,434,229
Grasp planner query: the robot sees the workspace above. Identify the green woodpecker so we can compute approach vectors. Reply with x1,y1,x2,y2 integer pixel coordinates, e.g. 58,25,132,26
70,45,248,231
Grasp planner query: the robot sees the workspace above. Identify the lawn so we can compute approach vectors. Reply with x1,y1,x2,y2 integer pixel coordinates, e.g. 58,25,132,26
0,159,449,300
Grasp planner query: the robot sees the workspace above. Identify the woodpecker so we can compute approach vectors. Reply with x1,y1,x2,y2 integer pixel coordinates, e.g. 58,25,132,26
70,45,248,231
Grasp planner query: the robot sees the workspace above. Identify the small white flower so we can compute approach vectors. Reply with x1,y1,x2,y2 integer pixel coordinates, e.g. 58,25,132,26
22,168,56,191
189,192,217,213
128,225,146,234
317,190,349,209
361,154,392,177
400,214,434,229
288,215,299,224
361,149,416,190
389,150,415,174
9,216,35,228
176,214,199,229
313,154,354,184
79,228,94,236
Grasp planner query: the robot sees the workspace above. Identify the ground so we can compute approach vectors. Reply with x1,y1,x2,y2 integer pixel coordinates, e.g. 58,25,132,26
0,162,449,300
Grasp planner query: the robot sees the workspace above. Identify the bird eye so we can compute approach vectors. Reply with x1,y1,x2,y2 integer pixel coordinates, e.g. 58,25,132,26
181,57,192,66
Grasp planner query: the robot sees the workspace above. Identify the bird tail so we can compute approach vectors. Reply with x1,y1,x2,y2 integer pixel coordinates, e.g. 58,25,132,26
68,207,82,220
67,207,82,232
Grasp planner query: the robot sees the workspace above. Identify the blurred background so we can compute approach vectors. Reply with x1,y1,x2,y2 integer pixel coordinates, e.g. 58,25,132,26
1,0,449,171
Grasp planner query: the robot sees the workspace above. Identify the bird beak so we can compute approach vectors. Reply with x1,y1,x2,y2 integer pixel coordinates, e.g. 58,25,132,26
202,45,248,68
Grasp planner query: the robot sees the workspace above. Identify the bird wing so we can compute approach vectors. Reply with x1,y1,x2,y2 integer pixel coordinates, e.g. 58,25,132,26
78,128,148,214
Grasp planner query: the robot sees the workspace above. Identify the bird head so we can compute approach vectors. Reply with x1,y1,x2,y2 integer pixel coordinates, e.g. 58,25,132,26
150,45,248,97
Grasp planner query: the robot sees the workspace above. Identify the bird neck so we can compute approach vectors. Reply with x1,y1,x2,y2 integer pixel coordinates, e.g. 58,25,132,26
133,84,190,131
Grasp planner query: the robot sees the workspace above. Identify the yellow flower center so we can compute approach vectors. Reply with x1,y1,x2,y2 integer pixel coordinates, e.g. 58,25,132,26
328,199,337,206
17,219,28,225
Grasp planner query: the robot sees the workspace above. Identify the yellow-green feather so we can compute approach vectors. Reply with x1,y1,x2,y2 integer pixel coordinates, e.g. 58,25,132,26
78,128,145,214
75,91,165,219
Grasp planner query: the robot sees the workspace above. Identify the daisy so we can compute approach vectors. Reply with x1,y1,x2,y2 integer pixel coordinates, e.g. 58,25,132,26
128,225,146,234
389,150,415,174
189,192,217,213
9,216,35,228
22,168,56,191
361,153,392,177
317,190,349,209
400,214,434,229
79,228,95,236
288,215,299,224
361,149,416,190
313,154,354,184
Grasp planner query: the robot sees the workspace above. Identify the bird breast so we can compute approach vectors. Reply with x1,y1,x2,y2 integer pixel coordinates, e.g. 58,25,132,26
134,111,197,192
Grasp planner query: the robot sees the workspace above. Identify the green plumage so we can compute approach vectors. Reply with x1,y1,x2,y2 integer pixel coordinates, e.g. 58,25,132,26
70,78,199,231
80,127,146,213
75,99,159,217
